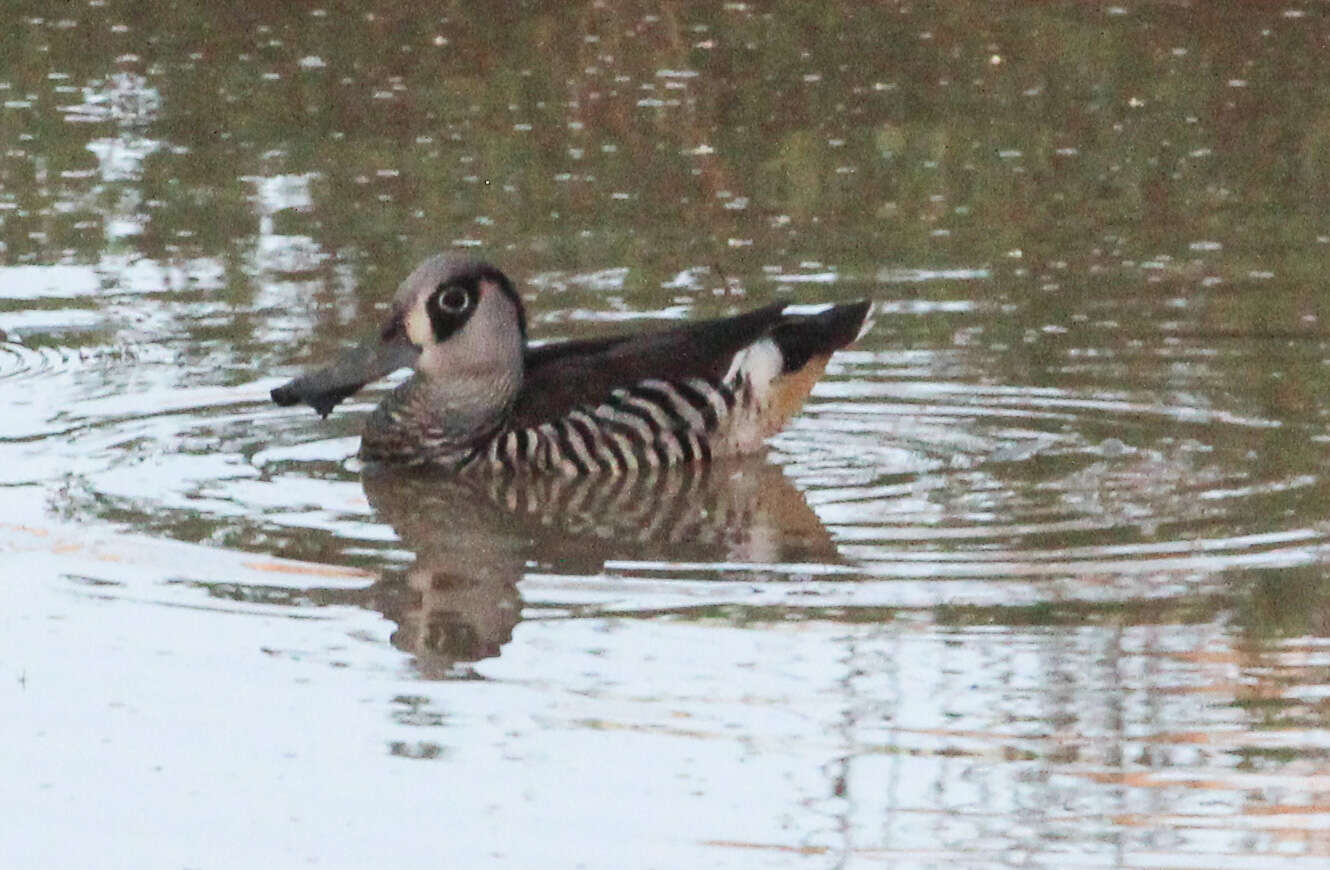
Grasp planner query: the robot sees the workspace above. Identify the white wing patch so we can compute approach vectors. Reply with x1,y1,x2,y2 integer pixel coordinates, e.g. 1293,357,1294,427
723,336,783,387
719,337,785,455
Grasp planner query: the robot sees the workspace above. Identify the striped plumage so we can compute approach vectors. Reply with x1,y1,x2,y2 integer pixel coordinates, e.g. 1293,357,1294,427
271,255,871,474
452,376,732,474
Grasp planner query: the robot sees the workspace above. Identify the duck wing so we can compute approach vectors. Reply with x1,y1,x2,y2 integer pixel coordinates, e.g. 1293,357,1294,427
510,301,869,429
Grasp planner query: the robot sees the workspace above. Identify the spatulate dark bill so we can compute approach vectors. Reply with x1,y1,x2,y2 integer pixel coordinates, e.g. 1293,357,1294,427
271,334,420,418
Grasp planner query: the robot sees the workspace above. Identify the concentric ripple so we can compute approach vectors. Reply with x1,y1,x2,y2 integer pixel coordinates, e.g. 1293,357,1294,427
7,320,1324,634
0,338,83,382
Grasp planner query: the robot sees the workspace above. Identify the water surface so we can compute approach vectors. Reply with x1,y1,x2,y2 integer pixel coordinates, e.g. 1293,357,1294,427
5,2,1330,868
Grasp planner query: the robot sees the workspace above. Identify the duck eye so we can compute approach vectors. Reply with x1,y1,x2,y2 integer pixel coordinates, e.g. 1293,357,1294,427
434,285,471,314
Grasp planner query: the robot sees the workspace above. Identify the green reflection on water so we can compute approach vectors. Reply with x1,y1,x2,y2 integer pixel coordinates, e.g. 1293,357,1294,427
1,1,1327,274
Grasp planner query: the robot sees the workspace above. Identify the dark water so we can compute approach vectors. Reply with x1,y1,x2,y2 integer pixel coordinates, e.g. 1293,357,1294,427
6,3,1330,867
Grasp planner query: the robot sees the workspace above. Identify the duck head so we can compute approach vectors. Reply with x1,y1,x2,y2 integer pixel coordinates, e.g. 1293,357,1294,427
271,255,527,418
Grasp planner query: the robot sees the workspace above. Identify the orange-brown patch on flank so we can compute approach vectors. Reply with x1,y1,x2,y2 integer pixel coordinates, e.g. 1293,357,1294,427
763,353,830,435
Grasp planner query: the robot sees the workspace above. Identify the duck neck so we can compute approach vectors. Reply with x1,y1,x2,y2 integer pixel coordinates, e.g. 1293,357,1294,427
363,367,523,465
422,367,521,440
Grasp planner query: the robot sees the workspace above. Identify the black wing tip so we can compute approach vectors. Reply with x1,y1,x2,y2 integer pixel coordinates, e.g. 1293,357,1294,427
823,299,872,338
773,300,874,373
806,299,874,346
846,298,872,320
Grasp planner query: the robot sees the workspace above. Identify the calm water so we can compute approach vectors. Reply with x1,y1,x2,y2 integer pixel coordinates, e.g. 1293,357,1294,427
6,2,1330,868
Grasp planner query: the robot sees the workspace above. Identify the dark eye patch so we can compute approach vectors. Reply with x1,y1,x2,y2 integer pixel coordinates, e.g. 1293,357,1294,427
426,278,479,342
436,285,470,313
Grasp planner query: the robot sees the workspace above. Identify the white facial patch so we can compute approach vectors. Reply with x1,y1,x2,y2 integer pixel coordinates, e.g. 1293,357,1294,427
403,298,433,349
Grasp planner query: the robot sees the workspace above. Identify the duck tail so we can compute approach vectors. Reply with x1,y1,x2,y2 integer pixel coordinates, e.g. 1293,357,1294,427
772,300,873,373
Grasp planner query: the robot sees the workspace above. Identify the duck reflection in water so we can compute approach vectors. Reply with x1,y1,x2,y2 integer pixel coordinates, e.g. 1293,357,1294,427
353,456,841,677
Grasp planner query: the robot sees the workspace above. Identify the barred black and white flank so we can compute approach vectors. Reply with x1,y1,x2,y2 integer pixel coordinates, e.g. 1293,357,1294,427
272,255,871,475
